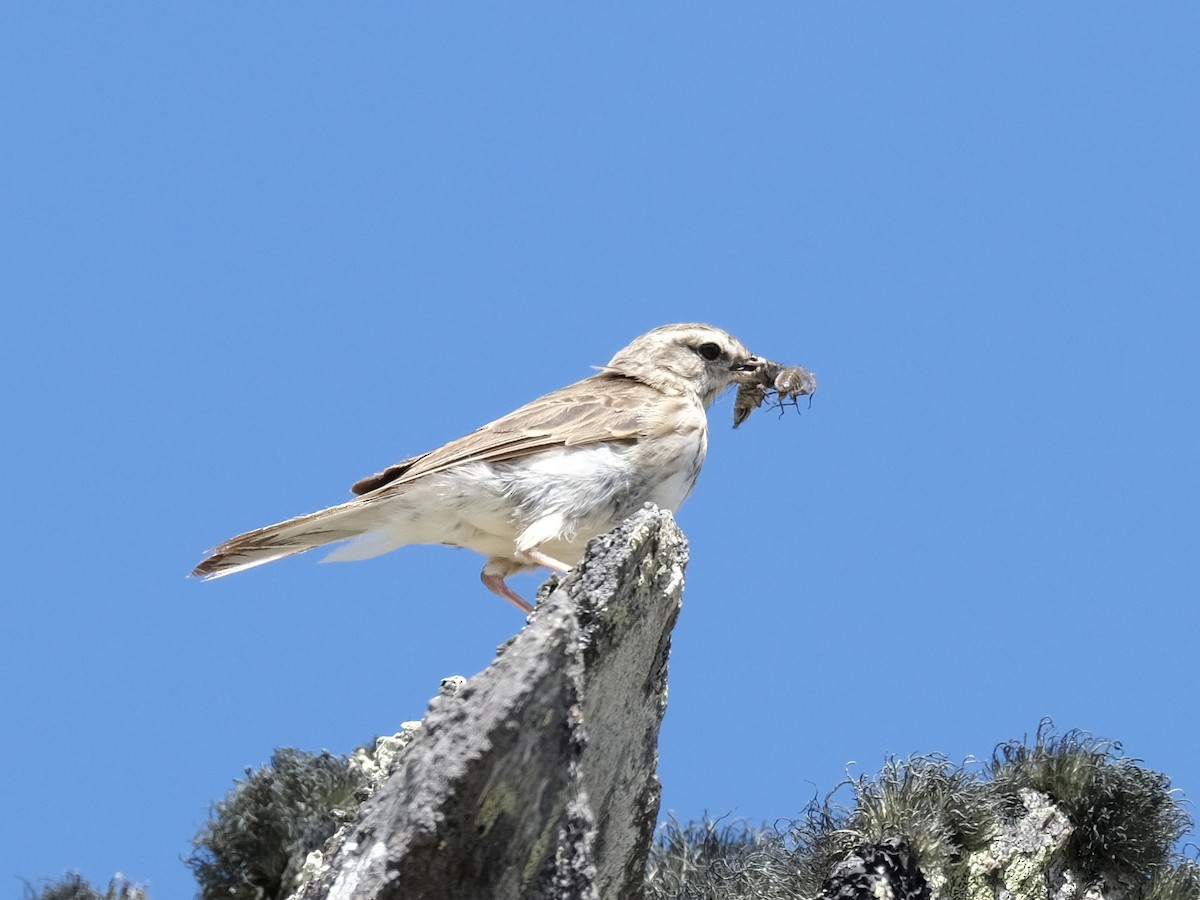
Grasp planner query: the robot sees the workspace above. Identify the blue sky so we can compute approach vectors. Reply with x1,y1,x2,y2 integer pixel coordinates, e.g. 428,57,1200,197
3,5,1198,896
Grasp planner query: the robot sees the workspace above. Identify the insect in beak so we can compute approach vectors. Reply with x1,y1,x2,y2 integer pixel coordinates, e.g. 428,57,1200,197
731,359,817,428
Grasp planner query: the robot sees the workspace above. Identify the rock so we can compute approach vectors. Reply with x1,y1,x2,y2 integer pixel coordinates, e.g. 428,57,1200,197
964,788,1074,900
817,836,931,900
292,505,688,900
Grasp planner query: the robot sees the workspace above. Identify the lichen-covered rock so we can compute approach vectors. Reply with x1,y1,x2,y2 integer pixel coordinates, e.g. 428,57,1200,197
347,721,424,790
964,788,1073,900
817,836,931,900
291,506,687,900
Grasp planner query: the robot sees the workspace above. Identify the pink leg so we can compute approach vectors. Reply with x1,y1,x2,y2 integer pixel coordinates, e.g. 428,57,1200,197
522,546,572,574
481,558,534,613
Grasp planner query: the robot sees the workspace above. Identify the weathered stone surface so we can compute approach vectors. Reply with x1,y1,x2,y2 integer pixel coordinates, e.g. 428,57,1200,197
964,788,1074,900
817,837,930,900
292,506,687,900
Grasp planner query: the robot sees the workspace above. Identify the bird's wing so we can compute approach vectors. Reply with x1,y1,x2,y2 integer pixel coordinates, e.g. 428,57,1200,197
350,373,656,495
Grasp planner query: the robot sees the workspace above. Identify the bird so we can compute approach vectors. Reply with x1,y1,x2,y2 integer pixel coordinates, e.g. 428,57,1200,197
192,323,769,612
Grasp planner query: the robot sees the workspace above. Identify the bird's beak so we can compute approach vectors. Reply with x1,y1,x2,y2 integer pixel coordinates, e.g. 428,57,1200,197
731,355,767,381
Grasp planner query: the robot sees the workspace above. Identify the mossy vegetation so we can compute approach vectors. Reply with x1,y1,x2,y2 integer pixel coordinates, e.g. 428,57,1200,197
989,724,1191,891
23,724,1197,900
645,724,1195,900
186,748,364,900
22,874,147,900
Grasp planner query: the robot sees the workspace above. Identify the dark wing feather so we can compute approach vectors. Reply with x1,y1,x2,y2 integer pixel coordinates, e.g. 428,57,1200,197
350,373,651,496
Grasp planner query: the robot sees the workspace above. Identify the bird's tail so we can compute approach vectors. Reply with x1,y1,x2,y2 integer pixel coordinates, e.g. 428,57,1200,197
192,496,386,580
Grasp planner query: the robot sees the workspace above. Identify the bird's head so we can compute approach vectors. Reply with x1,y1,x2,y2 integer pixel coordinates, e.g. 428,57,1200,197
601,323,765,408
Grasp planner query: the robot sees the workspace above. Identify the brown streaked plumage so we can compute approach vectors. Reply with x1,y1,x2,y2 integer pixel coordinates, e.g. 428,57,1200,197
347,377,649,496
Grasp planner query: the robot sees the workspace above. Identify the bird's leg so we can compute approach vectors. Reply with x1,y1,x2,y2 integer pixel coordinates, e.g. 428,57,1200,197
521,546,573,574
479,546,572,614
481,573,534,613
480,558,534,613
514,516,575,574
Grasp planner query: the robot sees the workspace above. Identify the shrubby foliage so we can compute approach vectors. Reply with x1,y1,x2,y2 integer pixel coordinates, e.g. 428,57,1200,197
186,748,365,900
23,873,146,900
645,817,799,899
1144,860,1200,900
643,756,991,900
989,724,1191,890
645,723,1196,900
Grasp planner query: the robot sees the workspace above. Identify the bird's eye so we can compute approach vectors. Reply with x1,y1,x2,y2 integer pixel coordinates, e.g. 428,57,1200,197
697,342,722,361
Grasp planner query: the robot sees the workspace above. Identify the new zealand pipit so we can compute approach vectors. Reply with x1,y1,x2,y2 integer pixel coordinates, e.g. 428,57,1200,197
193,323,780,611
